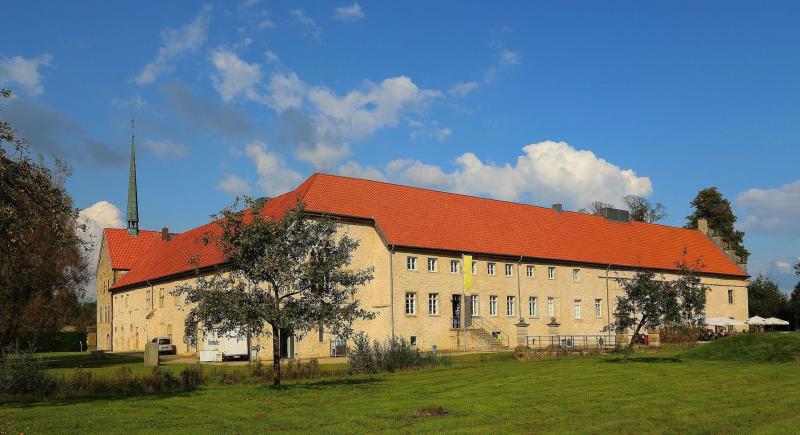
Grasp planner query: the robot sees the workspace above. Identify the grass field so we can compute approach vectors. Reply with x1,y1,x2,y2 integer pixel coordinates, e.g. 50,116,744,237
2,336,800,434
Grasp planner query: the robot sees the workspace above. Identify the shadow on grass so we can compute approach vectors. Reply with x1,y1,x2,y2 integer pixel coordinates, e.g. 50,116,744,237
287,376,383,391
602,355,683,364
1,388,204,408
41,352,142,369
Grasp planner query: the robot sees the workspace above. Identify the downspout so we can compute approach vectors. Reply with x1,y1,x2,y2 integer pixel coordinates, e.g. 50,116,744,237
517,256,523,322
605,265,612,344
389,244,396,339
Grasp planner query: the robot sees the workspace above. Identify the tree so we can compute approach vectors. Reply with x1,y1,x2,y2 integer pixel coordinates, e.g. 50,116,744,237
578,201,615,215
790,262,800,330
606,262,707,360
174,199,375,386
746,275,788,318
685,187,749,263
1,89,89,347
621,195,667,223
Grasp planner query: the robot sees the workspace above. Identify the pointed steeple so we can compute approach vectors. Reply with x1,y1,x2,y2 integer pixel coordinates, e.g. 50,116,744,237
127,119,139,236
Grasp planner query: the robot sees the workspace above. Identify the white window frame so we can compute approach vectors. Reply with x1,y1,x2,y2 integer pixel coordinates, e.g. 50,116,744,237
526,265,534,278
574,299,581,320
547,297,554,318
405,292,416,315
595,299,602,318
548,267,556,280
572,268,580,282
450,260,459,273
427,258,437,272
407,256,417,271
428,293,439,315
505,264,513,277
487,262,496,276
471,294,479,316
529,296,538,318
506,296,515,316
489,295,498,316
471,260,477,275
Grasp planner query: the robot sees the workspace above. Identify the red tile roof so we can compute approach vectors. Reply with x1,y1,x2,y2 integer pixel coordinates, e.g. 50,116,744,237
112,173,746,290
103,228,163,270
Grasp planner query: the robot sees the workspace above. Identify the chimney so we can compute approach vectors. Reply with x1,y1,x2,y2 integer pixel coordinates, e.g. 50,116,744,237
552,203,563,214
161,227,170,241
697,218,709,235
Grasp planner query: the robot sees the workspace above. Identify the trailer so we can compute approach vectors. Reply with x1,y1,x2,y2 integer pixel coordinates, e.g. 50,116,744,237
199,330,250,362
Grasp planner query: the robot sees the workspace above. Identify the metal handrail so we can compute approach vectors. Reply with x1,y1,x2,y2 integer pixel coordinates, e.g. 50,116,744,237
472,316,511,347
523,334,620,351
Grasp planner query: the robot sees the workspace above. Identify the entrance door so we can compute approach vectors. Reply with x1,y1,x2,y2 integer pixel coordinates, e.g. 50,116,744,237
280,328,295,359
106,334,111,350
451,295,462,329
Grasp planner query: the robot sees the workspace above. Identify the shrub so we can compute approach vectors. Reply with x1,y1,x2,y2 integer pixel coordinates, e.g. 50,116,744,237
661,325,704,344
180,364,204,389
347,334,452,374
0,344,58,396
284,359,322,380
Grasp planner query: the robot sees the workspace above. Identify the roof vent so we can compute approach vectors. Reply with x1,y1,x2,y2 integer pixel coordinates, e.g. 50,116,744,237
552,203,563,214
161,227,170,241
598,207,630,223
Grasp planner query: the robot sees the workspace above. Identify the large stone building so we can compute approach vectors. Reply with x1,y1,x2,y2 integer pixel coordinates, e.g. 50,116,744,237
97,143,749,358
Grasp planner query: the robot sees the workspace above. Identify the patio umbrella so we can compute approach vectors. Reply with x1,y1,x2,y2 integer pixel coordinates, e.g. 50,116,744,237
705,317,734,326
746,316,767,325
764,317,789,326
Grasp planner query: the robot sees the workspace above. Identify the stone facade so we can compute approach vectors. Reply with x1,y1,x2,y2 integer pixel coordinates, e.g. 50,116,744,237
101,219,749,359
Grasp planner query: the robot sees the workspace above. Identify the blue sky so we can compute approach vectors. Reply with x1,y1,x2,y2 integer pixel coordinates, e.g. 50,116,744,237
2,1,799,297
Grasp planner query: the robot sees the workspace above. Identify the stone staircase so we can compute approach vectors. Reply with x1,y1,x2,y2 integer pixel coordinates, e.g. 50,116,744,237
468,327,511,352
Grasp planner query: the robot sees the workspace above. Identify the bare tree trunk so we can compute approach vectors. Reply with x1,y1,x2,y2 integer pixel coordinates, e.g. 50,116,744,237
272,324,281,386
624,318,646,361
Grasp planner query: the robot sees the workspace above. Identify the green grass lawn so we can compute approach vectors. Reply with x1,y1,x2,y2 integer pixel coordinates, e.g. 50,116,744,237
2,341,800,434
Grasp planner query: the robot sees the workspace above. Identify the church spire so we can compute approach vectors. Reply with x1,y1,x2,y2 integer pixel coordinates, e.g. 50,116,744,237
127,119,139,236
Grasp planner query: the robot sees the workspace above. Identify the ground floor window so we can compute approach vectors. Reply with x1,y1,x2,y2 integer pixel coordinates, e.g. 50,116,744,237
574,299,581,320
595,299,602,318
506,296,515,316
489,295,498,316
471,294,479,316
428,293,439,315
547,297,554,318
529,296,538,318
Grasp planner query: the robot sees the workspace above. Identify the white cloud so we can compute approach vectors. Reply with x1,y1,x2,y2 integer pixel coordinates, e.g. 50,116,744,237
308,76,441,139
337,160,386,181
244,141,303,195
111,95,149,111
266,71,305,111
291,9,321,41
143,138,188,158
209,49,262,101
77,201,124,300
334,3,365,22
265,50,280,63
135,6,212,85
0,54,53,96
737,180,800,235
257,18,276,29
341,141,652,208
295,140,350,169
436,127,452,142
449,81,479,98
775,261,792,274
216,174,252,195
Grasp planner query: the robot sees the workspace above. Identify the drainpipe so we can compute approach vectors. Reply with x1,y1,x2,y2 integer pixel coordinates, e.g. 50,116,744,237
517,256,523,322
389,245,395,339
605,265,612,344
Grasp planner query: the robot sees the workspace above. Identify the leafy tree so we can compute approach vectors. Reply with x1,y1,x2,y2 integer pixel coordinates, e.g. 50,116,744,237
622,195,667,223
791,263,800,329
174,199,374,386
747,275,788,318
1,89,89,347
607,262,707,360
685,187,749,263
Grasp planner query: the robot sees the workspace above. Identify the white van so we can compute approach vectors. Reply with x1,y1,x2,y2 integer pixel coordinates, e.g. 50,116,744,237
200,330,249,362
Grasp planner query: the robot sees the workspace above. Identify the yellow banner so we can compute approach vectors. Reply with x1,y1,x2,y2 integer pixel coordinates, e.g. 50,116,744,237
463,254,472,291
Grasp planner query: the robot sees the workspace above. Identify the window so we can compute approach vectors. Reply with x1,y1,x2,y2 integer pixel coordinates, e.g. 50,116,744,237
529,297,538,318
506,296,516,316
574,299,582,320
548,267,556,280
505,264,513,277
146,290,151,310
427,258,437,272
489,296,498,316
526,265,534,278
471,261,477,274
595,299,602,317
428,293,439,315
547,297,554,317
159,288,165,308
572,269,580,282
487,262,496,276
166,324,173,340
407,256,417,271
410,336,417,346
405,292,416,314
450,260,459,273
471,295,479,316
727,289,734,304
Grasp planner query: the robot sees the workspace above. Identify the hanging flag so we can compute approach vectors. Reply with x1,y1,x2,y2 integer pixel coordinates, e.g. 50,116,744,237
462,254,472,291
